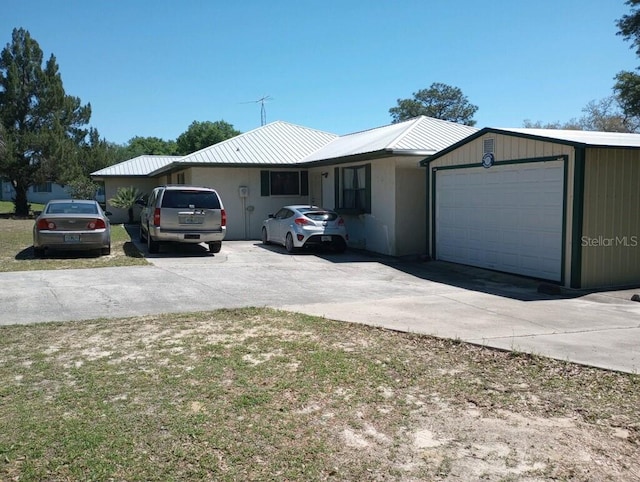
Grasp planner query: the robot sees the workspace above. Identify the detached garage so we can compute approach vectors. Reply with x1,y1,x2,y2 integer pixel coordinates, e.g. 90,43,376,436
422,128,640,290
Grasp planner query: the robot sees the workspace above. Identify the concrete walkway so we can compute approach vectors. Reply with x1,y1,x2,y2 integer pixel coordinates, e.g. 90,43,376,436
1,241,639,373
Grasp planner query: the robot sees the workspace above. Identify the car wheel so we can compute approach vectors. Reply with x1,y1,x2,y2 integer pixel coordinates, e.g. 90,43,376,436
285,233,296,253
33,246,45,258
139,223,146,242
147,226,159,254
208,241,222,253
101,246,111,256
261,227,270,245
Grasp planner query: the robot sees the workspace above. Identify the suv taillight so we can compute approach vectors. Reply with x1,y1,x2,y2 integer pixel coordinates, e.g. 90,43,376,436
221,209,227,227
153,208,161,226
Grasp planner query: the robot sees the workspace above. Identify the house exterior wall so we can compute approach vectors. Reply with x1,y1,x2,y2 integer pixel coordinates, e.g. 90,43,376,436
1,181,71,204
427,133,576,285
310,158,401,256
188,166,310,240
580,148,640,288
103,178,158,223
395,166,427,256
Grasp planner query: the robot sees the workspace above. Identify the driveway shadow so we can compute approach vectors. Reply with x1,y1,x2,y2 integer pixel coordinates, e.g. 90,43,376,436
256,242,573,302
123,224,215,258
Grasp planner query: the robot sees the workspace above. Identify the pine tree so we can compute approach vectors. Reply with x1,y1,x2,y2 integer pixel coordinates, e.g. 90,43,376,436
0,28,91,216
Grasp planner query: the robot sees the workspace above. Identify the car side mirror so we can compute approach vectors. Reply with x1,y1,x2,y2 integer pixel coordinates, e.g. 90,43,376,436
104,211,113,216
268,214,274,218
135,199,146,207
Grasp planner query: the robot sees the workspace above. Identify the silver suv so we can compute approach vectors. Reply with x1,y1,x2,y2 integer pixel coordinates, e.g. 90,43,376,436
138,185,226,254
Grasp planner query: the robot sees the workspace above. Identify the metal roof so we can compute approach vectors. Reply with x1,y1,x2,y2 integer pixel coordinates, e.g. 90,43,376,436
91,117,480,177
303,116,478,162
91,155,181,177
494,128,640,147
173,121,338,168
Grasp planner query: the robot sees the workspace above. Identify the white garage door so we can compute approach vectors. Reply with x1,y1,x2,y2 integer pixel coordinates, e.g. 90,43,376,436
435,160,564,281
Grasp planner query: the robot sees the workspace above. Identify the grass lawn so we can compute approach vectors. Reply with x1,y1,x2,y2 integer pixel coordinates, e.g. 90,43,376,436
0,201,148,272
0,308,638,481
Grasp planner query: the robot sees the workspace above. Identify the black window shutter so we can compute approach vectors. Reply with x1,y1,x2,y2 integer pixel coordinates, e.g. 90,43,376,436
300,171,308,196
260,170,270,197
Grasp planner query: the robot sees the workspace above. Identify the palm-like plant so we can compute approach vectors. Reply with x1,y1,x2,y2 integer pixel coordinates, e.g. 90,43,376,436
109,186,143,224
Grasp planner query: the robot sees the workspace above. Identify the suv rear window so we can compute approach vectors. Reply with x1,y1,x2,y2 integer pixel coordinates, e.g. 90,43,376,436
161,190,221,209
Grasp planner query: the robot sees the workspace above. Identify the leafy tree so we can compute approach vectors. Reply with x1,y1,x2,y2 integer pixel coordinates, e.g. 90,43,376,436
389,82,478,125
523,96,640,133
615,1,640,119
0,28,93,216
108,186,143,224
124,136,177,158
176,120,240,155
67,177,100,200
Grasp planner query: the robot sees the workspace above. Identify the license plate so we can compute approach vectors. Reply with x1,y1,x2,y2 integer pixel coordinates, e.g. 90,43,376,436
64,234,80,243
180,216,203,225
321,235,332,242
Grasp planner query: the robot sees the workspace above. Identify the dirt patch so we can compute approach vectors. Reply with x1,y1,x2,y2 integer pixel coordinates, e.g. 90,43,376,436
0,308,638,480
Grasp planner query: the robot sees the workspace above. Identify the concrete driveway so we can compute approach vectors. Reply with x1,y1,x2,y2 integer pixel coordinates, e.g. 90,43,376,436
1,241,639,373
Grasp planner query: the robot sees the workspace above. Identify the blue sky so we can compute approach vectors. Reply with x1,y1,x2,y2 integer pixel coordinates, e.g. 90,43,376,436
2,1,638,144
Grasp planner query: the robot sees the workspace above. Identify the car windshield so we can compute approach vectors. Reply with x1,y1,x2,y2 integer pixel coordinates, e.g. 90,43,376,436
162,190,221,209
300,209,337,221
46,203,98,214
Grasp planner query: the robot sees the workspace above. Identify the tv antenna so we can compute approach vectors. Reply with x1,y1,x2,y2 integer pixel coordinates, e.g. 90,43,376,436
242,95,272,126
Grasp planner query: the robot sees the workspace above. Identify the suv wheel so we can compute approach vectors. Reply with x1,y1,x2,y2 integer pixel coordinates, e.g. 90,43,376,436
139,223,146,242
208,241,222,253
147,226,160,254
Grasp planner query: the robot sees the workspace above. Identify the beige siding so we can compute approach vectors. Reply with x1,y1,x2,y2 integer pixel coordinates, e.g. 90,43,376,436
428,133,576,285
428,133,574,169
581,148,640,288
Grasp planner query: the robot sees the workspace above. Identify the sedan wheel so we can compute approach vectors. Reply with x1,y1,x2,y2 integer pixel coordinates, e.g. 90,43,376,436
261,227,270,245
285,233,295,253
33,247,45,258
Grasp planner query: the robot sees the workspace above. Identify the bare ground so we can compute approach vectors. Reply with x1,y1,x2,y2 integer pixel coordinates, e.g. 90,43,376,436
0,308,638,481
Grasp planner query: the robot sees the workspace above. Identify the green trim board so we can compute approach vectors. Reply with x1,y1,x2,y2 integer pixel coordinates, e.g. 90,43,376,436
429,155,569,283
430,155,567,172
570,147,586,288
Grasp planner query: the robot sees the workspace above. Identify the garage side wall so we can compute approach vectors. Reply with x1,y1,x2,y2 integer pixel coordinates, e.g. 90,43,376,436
581,148,640,288
427,133,575,284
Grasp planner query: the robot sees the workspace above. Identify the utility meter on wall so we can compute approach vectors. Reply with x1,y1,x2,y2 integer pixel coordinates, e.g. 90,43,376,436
238,186,249,198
